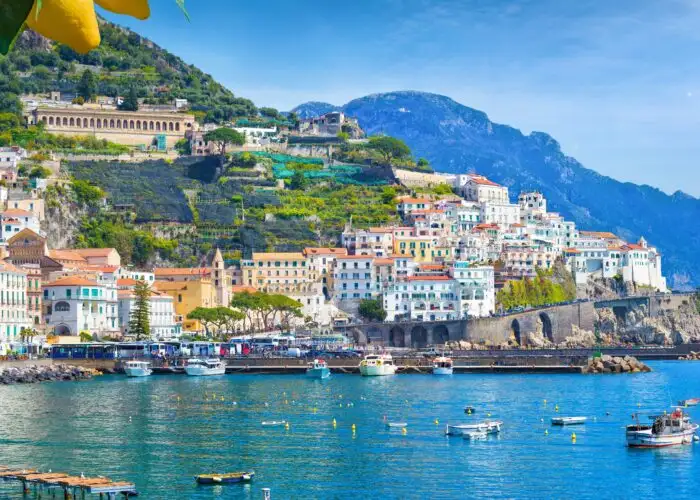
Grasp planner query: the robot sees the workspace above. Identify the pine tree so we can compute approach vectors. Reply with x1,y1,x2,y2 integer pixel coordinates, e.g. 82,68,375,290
128,281,151,340
119,85,139,111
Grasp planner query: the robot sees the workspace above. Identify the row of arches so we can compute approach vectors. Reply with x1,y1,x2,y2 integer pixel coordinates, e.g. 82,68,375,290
39,115,181,133
510,312,554,346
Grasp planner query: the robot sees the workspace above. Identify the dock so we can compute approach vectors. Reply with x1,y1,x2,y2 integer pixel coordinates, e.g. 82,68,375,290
0,465,137,499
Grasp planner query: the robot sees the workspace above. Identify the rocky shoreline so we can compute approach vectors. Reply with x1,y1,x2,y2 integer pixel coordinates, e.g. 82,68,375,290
678,351,700,361
584,355,651,374
0,364,98,385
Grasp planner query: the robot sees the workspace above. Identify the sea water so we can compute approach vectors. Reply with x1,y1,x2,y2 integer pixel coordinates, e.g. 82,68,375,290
1,361,699,499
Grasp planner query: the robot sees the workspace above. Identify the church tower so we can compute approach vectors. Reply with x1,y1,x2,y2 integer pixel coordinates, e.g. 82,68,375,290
212,248,229,307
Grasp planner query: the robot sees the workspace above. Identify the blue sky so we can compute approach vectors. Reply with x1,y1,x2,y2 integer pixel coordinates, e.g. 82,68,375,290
103,0,700,196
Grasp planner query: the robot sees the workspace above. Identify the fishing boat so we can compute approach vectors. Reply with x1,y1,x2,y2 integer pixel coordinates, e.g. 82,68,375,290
551,416,587,426
195,471,255,484
626,408,699,448
432,356,454,375
359,353,397,377
184,358,226,376
445,421,502,437
306,359,330,379
678,398,700,407
123,360,152,377
261,420,287,427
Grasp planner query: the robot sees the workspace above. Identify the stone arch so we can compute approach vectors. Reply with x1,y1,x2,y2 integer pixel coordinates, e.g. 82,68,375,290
511,319,521,346
169,122,174,131
136,120,141,130
433,324,449,345
539,312,554,343
156,122,161,131
149,121,154,130
366,326,383,344
69,117,75,126
162,121,167,131
83,118,88,128
54,324,71,335
389,326,406,347
62,117,68,126
612,306,627,326
175,122,180,131
49,116,54,125
411,325,428,348
349,328,367,345
90,118,95,127
96,118,102,128
109,119,115,128
129,120,135,129
40,116,47,123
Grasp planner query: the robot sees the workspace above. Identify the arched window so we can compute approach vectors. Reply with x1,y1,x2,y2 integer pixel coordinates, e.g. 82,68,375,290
49,117,54,125
55,301,70,312
109,119,115,128
136,120,141,130
96,119,102,129
169,122,174,131
129,120,135,129
62,117,68,126
116,119,121,129
162,121,167,132
90,118,95,127
175,123,180,132
83,118,88,128
149,121,154,130
40,116,47,123
69,118,75,126
156,122,161,131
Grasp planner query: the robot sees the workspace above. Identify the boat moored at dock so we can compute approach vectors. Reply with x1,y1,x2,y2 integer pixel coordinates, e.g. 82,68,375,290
184,358,226,376
626,409,698,448
123,360,152,377
432,356,454,375
445,421,502,437
551,416,587,426
359,354,397,377
306,359,330,379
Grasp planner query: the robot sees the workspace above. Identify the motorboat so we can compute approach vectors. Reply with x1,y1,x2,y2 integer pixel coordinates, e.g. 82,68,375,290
184,358,226,376
445,421,502,437
432,356,454,375
551,416,587,426
678,398,700,407
386,422,408,429
359,353,397,377
626,408,699,448
124,360,152,377
261,420,287,427
195,471,254,484
306,359,330,379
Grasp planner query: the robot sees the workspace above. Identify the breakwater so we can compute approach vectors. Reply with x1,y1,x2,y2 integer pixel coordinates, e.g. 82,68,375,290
0,364,95,385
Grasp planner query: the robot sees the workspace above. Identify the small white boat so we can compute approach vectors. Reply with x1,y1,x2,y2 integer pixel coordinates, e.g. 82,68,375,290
445,421,502,437
359,353,397,377
184,358,226,376
432,356,454,375
306,359,330,379
261,420,287,427
551,416,587,426
124,360,152,377
626,409,699,448
678,398,700,407
463,430,488,440
386,422,408,428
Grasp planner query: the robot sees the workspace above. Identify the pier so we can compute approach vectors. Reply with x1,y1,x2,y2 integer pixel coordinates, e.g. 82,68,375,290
0,466,136,499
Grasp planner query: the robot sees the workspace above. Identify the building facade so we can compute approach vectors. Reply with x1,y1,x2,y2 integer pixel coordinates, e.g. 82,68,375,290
0,260,30,345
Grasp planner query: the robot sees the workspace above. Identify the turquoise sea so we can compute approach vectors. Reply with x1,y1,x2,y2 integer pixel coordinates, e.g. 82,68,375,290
1,361,700,499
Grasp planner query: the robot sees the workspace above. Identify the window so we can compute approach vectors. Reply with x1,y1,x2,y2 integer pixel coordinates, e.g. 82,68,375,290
55,301,70,312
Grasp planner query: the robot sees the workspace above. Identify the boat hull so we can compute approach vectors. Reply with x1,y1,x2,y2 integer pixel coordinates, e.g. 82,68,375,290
626,425,699,448
552,417,587,426
360,364,396,376
185,366,226,376
432,367,453,375
196,472,254,484
306,367,330,379
446,421,502,436
125,368,152,377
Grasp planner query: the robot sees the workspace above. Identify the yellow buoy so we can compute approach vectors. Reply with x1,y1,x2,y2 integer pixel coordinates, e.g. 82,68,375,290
285,422,290,430
332,418,337,427
467,409,472,415
545,429,548,436
285,400,289,405
351,424,356,432
434,419,439,425
220,396,224,401
555,405,559,413
571,432,577,443
402,427,407,435
487,413,492,417
543,399,547,405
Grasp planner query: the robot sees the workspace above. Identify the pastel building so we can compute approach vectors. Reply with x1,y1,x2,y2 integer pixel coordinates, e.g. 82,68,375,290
0,260,30,345
383,276,461,322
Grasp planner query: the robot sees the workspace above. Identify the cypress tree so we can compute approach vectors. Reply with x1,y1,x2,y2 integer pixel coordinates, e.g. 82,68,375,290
128,281,151,340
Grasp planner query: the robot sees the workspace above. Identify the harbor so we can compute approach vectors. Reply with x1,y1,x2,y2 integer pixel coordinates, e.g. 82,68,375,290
0,466,136,499
1,360,699,499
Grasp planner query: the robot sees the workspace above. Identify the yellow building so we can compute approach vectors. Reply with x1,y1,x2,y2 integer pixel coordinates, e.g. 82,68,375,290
393,236,435,263
154,273,216,333
240,252,314,294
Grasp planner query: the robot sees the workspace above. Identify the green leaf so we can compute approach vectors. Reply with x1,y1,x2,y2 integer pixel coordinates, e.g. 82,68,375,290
175,0,191,22
0,0,34,55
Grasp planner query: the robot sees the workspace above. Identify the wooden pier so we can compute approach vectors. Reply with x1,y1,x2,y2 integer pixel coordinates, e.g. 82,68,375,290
0,465,137,499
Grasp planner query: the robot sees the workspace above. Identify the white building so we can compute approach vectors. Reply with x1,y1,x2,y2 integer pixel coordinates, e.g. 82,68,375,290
332,255,376,301
118,287,180,339
341,228,394,256
0,260,30,348
448,263,495,318
383,276,461,322
1,209,42,242
233,126,278,146
480,201,521,227
460,175,509,203
0,146,27,170
43,276,119,337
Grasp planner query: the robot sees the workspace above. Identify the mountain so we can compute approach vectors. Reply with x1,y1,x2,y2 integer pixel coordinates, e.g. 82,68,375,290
291,101,340,119
294,91,700,289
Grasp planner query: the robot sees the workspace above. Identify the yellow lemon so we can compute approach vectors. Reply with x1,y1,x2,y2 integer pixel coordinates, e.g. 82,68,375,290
28,0,101,54
95,0,150,20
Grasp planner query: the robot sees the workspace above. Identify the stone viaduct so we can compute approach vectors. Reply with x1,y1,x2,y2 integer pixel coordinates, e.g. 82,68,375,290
340,294,694,348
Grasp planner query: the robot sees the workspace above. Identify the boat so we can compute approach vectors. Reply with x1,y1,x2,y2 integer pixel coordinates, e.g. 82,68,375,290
551,416,587,426
261,420,287,427
432,356,454,375
678,398,700,407
445,421,502,437
463,429,488,440
184,358,226,376
306,359,330,379
123,360,152,377
626,408,699,448
359,353,397,377
195,471,255,484
386,422,408,428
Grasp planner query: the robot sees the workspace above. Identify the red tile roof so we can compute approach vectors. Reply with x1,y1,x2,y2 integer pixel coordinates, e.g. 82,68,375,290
406,275,451,281
44,276,99,287
469,175,501,187
154,267,210,276
303,247,348,256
